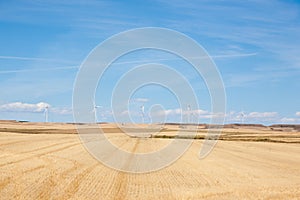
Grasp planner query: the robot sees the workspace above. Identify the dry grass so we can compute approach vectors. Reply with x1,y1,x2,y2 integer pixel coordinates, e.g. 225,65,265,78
0,121,300,199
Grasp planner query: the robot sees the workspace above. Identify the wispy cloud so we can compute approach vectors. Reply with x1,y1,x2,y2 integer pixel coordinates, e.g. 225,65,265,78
226,111,280,123
280,117,300,124
224,73,263,88
131,98,149,103
0,52,256,74
226,111,300,124
165,108,209,116
247,112,278,119
0,66,78,74
153,108,212,118
296,112,300,117
0,102,50,113
51,107,73,115
210,52,257,59
0,55,75,64
159,0,300,80
0,102,72,115
0,0,140,37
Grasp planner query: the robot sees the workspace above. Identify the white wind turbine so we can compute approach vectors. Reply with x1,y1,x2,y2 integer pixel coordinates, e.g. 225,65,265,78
140,105,145,124
187,104,191,124
240,110,245,124
44,106,49,122
93,100,102,122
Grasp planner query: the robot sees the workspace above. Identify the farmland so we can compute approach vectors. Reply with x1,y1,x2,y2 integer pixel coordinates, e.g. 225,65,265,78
0,121,300,199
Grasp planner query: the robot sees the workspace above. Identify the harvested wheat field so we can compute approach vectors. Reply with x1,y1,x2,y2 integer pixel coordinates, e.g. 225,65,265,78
0,120,300,199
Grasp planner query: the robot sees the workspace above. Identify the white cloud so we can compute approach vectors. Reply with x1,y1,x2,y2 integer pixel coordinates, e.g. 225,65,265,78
0,55,73,64
51,107,72,115
0,102,50,113
158,108,189,116
120,110,130,116
154,108,212,118
161,0,300,85
247,112,278,118
163,108,182,116
0,53,256,75
296,112,300,117
131,98,149,103
0,66,78,74
186,109,210,116
280,117,300,124
226,111,280,124
0,102,74,116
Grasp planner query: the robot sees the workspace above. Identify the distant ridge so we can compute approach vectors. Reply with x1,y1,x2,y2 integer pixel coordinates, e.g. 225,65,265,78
0,120,299,131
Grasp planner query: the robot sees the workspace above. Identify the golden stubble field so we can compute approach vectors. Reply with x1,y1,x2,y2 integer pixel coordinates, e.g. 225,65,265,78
0,121,300,199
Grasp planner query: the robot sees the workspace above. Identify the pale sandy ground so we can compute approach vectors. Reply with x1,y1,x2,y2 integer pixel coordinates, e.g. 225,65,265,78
0,121,300,199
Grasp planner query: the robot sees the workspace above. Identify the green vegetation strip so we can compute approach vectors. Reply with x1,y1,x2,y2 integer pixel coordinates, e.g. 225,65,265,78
151,135,300,143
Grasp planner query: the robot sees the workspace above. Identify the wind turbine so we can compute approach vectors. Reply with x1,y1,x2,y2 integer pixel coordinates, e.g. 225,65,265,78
44,106,49,123
187,104,191,124
240,110,245,124
93,100,102,122
140,105,145,124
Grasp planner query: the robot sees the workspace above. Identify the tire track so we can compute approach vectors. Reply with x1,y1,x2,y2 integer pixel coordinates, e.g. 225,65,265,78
56,163,99,200
2,150,82,199
35,157,83,199
36,137,130,199
0,165,45,192
0,177,11,190
112,139,140,200
0,135,72,147
19,151,87,199
0,139,76,160
0,142,81,167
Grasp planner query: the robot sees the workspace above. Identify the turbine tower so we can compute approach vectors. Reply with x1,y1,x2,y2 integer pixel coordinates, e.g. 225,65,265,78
93,100,102,122
140,105,145,124
240,110,245,124
44,106,49,123
187,104,191,124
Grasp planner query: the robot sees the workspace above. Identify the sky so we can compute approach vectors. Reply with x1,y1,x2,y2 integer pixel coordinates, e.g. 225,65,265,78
0,0,299,124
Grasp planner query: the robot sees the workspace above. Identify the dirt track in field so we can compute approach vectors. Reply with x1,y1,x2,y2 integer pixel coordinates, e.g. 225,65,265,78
0,121,300,199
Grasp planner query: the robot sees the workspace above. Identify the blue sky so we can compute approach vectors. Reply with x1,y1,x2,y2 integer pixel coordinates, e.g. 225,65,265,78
0,0,299,124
